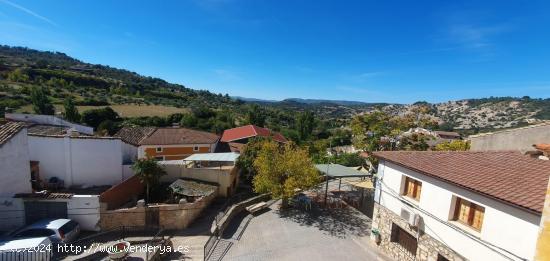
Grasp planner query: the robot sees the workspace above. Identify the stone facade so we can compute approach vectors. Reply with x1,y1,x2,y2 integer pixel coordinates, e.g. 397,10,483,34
372,203,466,261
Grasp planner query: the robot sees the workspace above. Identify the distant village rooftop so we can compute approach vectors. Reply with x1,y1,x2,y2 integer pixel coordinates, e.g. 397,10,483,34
374,150,550,213
139,127,219,145
220,124,288,143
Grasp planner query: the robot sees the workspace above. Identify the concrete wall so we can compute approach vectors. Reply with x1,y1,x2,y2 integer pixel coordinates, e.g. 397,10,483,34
0,129,31,197
6,113,94,135
121,142,138,164
0,197,25,232
469,123,550,151
374,160,541,261
161,164,238,197
28,135,125,187
99,176,144,210
536,177,550,261
67,195,101,231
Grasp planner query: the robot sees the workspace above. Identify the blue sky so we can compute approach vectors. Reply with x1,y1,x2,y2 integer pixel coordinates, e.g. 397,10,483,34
0,0,549,103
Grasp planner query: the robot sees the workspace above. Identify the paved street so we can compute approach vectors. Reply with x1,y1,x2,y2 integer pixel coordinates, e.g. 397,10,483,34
220,199,393,261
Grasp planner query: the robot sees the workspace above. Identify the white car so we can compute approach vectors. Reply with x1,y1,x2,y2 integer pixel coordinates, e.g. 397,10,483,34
0,237,53,260
11,219,80,244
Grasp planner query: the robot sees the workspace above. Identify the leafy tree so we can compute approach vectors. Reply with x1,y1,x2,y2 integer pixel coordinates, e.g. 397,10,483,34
434,140,471,151
81,107,119,129
63,97,80,122
247,104,266,127
7,68,30,82
30,87,55,115
297,110,315,141
235,138,266,184
399,133,431,151
253,141,320,207
97,120,118,136
131,158,166,203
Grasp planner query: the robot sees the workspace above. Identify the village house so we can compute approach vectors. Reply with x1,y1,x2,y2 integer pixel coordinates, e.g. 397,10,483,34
469,121,550,151
0,121,32,197
116,126,220,161
220,124,287,153
372,151,550,261
159,152,240,197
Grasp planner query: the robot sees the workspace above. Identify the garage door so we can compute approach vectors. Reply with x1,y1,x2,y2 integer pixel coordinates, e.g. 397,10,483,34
24,202,68,224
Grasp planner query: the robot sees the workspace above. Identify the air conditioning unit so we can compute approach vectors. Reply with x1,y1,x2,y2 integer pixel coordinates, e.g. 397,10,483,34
408,213,421,227
400,209,410,220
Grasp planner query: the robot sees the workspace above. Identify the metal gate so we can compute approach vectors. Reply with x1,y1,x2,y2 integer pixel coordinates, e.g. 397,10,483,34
24,201,68,224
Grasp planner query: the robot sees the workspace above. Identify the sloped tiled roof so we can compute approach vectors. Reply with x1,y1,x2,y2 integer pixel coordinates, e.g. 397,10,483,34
374,151,550,213
0,121,26,146
114,126,156,146
220,125,288,143
26,124,71,136
140,127,219,145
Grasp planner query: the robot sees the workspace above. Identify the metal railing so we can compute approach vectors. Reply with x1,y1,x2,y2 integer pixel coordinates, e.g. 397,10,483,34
203,231,218,261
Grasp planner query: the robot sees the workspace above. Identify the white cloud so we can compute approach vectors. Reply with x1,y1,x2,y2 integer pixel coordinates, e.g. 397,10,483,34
0,0,57,26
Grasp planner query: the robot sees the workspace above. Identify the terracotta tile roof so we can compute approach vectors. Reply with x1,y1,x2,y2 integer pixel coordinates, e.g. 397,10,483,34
220,125,288,143
434,131,461,138
114,126,156,146
0,121,26,146
26,124,70,136
373,151,550,213
140,127,219,145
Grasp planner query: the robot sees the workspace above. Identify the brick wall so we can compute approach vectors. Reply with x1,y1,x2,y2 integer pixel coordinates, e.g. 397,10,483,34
99,175,144,210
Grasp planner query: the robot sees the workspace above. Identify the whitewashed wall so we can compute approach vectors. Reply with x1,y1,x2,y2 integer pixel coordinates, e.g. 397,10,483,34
67,195,101,231
121,142,138,164
0,198,25,231
376,160,540,261
0,129,31,197
28,136,125,187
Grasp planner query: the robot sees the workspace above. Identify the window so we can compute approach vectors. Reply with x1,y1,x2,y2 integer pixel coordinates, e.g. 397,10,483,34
403,177,422,201
452,197,485,231
156,147,163,153
390,223,418,255
154,156,164,161
193,146,199,152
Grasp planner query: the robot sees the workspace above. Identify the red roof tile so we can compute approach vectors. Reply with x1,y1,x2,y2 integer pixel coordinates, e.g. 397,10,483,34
220,125,288,143
140,127,219,145
114,126,156,146
373,151,550,213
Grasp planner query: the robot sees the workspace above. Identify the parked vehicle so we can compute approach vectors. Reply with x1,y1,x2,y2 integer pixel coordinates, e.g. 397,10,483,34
0,237,53,261
11,219,80,244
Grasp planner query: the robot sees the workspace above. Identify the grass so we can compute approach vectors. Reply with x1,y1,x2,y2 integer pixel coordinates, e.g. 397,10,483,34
17,104,188,117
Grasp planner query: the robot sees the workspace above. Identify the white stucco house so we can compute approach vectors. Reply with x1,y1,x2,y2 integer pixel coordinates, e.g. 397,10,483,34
372,151,550,261
0,121,32,197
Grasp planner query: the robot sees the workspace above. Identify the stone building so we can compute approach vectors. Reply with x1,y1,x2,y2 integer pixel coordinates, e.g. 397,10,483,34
372,151,549,261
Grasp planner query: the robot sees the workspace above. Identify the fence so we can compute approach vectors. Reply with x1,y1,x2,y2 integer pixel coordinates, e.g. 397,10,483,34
203,230,219,261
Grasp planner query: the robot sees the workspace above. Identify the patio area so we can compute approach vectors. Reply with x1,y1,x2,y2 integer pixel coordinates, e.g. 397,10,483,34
220,196,393,261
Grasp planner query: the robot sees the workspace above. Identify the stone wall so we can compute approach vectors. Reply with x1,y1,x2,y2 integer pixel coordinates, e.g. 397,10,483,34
99,191,216,231
158,191,217,230
372,203,465,261
99,205,146,230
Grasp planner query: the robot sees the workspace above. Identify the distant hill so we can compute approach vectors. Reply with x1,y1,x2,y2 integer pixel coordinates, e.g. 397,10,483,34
1,45,550,133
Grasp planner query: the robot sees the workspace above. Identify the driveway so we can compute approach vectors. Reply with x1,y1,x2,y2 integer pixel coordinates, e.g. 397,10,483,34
218,200,393,261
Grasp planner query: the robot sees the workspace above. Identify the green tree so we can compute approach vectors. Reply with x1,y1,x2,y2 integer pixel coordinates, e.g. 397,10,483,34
30,87,55,115
253,141,320,207
97,120,118,136
296,110,315,142
131,158,167,203
81,107,119,129
247,104,266,127
63,97,80,122
235,138,266,184
434,140,471,151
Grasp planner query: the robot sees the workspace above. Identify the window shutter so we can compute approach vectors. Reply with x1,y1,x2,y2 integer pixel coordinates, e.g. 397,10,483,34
472,205,484,230
414,181,422,200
